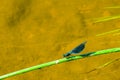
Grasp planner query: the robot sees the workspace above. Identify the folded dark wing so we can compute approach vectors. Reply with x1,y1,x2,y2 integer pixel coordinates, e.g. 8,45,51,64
71,41,87,54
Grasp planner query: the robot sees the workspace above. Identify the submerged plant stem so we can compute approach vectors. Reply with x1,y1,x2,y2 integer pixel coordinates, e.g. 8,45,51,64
85,58,120,73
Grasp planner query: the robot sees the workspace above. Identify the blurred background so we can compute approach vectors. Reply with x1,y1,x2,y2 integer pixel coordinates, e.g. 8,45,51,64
0,0,120,80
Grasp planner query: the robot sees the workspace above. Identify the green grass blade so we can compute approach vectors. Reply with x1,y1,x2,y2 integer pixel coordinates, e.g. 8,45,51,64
105,6,120,9
96,29,120,36
93,15,120,23
0,48,120,80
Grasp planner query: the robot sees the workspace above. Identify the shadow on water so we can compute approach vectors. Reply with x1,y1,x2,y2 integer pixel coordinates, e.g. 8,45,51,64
7,0,32,27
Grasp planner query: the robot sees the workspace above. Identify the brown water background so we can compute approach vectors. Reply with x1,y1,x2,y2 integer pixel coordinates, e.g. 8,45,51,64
0,0,120,80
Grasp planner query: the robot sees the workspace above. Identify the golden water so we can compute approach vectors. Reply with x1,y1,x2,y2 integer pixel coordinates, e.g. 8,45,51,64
0,0,120,80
